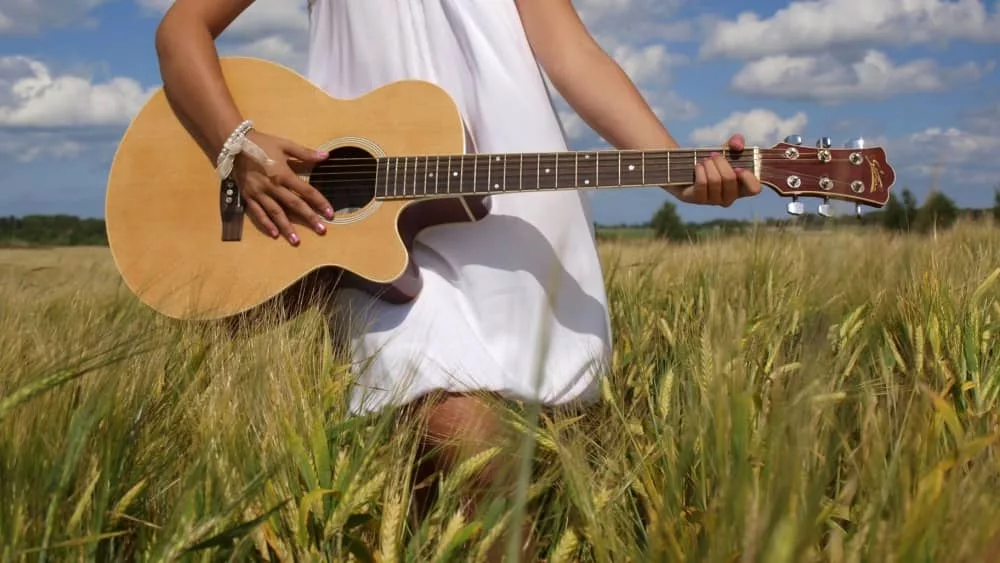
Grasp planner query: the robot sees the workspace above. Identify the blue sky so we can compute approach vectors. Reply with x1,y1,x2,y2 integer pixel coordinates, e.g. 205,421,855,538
0,0,997,225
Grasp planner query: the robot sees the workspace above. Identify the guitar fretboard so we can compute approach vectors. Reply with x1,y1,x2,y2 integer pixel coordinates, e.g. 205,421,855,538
374,149,759,199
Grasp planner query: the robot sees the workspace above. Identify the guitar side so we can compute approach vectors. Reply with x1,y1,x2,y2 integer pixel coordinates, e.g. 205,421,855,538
105,57,470,321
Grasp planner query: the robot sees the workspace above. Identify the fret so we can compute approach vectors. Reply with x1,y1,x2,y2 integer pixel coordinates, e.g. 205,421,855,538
577,151,598,188
493,155,506,191
620,151,644,187
574,152,578,188
597,151,618,187
519,154,526,192
411,157,425,196
374,157,382,197
403,157,410,197
553,152,558,189
538,154,557,190
381,158,390,197
487,154,500,192
555,153,575,189
473,154,491,193
421,156,429,195
519,153,536,192
406,157,416,196
433,156,441,194
446,156,453,194
451,155,462,194
458,155,476,194
504,154,519,192
392,157,401,197
486,156,493,191
667,151,672,185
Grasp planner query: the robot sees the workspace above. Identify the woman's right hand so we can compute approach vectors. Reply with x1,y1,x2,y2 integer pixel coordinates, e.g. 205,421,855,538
231,130,335,246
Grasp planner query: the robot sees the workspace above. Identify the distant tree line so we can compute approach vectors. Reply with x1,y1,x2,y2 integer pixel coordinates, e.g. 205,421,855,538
618,186,1000,242
4,187,999,248
0,215,108,247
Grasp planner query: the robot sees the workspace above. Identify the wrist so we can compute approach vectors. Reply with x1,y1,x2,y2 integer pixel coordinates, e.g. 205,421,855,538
211,116,249,155
215,119,254,179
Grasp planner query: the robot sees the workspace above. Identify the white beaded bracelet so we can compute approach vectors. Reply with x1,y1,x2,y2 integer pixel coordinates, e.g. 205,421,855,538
215,119,273,180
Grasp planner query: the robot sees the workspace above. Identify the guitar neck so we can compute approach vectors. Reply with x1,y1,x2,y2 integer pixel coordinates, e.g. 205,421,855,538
373,148,761,199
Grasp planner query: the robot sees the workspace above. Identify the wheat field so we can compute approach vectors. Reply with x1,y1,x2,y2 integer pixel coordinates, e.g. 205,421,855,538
2,220,1000,562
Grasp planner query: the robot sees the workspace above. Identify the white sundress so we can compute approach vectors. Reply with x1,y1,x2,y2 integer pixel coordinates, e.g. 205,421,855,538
304,0,613,414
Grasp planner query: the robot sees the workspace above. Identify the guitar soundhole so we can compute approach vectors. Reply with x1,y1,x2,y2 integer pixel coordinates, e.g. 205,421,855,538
310,145,378,214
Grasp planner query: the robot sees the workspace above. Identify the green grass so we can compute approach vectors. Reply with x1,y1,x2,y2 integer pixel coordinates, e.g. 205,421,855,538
2,220,1000,561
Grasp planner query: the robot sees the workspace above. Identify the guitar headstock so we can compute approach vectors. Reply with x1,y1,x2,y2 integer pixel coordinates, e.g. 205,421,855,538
760,136,895,218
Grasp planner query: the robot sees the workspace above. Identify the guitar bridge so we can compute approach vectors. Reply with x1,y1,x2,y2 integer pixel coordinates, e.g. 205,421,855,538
220,177,244,242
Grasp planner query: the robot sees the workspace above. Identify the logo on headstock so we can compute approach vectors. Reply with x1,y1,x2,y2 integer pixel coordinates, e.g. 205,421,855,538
868,158,887,193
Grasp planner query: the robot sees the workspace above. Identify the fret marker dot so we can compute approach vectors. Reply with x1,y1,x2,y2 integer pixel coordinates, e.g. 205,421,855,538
494,183,500,189
545,168,551,174
495,157,501,162
429,173,434,178
628,165,635,171
585,154,591,159
584,179,590,185
453,171,458,177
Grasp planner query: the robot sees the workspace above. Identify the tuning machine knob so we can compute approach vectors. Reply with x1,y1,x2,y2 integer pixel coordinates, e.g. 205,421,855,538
816,137,832,148
845,137,865,149
787,196,804,216
784,134,803,145
818,198,833,218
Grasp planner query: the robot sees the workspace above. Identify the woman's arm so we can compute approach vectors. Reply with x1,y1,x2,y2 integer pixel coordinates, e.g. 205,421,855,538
515,0,760,207
155,0,255,159
155,0,333,245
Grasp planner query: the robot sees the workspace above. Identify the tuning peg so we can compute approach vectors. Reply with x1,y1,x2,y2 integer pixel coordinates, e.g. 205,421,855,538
845,137,865,149
816,137,832,148
856,204,863,219
818,198,833,217
787,196,804,216
784,135,803,145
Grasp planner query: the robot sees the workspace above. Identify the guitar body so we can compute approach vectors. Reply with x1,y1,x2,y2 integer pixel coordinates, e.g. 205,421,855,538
106,57,486,322
107,58,897,322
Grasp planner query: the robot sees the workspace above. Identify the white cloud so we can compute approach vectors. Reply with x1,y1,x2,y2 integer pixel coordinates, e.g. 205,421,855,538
701,0,1000,60
139,0,309,68
552,38,697,144
889,126,1000,187
576,0,694,43
962,102,1000,135
731,50,993,102
0,56,154,128
0,0,106,34
689,109,809,146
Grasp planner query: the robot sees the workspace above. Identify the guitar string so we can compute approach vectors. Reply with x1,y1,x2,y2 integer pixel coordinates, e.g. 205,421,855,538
297,158,882,179
256,148,874,164
273,161,883,183
283,156,875,171
266,165,886,203
295,163,882,183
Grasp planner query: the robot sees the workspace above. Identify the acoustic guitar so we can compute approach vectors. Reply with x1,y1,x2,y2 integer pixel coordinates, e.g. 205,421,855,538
104,57,896,322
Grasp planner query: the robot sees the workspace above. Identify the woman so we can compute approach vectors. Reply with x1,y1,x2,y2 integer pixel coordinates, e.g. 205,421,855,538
154,0,760,555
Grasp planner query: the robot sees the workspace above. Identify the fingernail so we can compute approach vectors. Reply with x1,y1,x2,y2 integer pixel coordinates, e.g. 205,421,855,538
316,151,329,158
271,230,279,238
316,222,326,233
711,152,719,157
290,233,300,244
734,167,744,173
325,207,334,218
